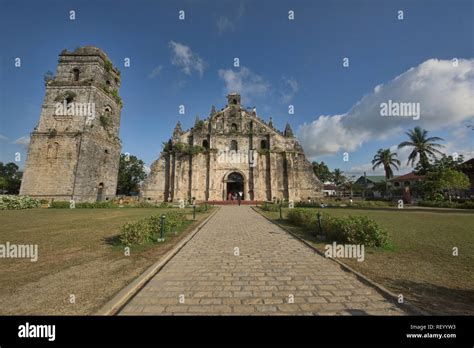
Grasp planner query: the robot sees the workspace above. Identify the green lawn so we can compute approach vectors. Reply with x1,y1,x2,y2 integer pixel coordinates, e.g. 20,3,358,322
0,207,212,315
258,207,474,315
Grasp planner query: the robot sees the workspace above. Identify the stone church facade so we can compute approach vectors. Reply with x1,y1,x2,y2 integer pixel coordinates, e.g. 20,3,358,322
20,46,122,202
141,94,322,202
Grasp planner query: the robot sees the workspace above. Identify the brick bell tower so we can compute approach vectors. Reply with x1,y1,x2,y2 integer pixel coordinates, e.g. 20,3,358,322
20,46,122,202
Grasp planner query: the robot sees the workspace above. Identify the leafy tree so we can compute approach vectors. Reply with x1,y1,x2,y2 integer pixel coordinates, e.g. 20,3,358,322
312,161,332,182
398,127,444,174
419,154,465,172
423,167,470,201
116,154,147,195
0,162,22,194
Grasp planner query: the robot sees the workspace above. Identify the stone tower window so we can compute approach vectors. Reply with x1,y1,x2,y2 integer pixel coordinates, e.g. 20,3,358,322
73,68,80,82
260,139,268,150
202,140,209,149
65,93,74,104
230,140,238,151
47,142,59,159
231,123,238,132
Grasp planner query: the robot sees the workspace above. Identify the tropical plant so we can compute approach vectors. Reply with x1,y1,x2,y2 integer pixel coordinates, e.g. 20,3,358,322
371,148,401,193
312,161,333,182
332,169,346,187
398,127,444,174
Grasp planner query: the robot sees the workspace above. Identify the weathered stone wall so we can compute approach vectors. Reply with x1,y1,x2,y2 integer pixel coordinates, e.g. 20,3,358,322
20,46,122,202
141,94,323,202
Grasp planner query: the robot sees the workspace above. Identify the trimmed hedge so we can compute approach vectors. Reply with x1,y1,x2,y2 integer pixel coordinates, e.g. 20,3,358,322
119,211,187,246
0,195,41,210
287,208,389,247
50,201,118,208
295,200,395,208
418,200,474,209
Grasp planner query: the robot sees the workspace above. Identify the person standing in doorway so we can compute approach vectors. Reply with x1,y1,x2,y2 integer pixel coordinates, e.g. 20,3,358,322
238,191,242,206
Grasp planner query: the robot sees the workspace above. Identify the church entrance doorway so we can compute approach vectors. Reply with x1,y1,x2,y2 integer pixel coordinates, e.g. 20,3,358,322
226,172,244,200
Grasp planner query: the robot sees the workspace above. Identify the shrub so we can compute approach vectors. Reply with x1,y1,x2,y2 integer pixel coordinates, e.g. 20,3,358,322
194,204,209,213
261,202,280,211
128,201,156,208
287,208,316,229
119,211,187,246
325,215,389,247
286,208,389,247
77,201,118,208
418,200,474,209
49,201,118,208
0,195,41,210
119,220,154,246
50,201,72,209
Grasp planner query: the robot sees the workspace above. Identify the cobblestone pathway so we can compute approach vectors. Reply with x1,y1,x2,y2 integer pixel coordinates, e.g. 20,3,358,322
119,206,405,315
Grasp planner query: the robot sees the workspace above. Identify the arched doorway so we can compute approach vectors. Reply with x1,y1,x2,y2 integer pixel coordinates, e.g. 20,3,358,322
97,183,104,202
225,172,244,200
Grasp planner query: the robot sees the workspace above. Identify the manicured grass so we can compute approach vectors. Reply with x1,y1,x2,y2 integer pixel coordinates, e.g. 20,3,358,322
0,207,213,315
258,207,474,315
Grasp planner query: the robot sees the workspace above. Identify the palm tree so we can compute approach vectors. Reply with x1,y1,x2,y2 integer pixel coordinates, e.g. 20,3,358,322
372,148,401,179
332,168,346,190
372,149,401,194
398,127,444,173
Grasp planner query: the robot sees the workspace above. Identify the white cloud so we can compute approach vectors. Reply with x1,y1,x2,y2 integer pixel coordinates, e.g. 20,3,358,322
218,66,270,102
148,65,162,79
13,135,30,147
298,58,474,157
0,134,9,142
280,76,298,103
217,16,235,33
216,2,244,34
143,165,151,175
169,41,206,77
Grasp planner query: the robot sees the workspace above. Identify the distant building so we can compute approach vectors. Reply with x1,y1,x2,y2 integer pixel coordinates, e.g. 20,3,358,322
389,172,425,189
323,183,337,196
354,175,386,189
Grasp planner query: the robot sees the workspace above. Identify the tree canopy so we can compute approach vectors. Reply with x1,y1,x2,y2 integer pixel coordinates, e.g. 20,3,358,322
116,154,147,195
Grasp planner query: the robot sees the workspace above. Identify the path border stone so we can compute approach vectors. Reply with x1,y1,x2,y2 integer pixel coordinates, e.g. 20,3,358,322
251,206,428,315
96,207,220,315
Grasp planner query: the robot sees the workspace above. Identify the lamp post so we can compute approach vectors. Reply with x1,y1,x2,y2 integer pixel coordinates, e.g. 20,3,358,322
159,214,166,242
316,211,325,240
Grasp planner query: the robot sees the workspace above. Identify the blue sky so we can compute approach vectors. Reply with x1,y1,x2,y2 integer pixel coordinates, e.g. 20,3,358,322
1,0,473,178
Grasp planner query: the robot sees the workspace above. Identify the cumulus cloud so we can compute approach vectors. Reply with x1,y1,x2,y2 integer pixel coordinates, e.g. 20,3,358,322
298,58,474,157
13,135,30,147
280,76,298,103
148,65,162,79
169,41,206,77
218,66,270,102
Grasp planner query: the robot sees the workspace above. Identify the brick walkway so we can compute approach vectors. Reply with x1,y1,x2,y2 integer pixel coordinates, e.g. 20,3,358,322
119,206,405,315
